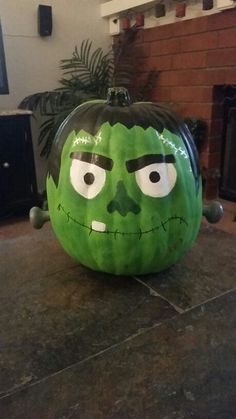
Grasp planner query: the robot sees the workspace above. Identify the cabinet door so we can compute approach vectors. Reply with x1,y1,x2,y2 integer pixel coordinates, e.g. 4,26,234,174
0,115,38,212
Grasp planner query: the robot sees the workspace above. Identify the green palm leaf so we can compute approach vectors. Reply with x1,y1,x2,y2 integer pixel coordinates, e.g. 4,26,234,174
18,36,158,158
60,39,113,97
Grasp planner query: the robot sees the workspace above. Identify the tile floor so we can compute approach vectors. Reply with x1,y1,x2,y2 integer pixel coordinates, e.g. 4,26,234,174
0,199,236,419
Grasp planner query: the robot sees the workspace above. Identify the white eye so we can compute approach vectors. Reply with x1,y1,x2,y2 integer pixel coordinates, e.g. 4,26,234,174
135,163,177,198
70,159,106,199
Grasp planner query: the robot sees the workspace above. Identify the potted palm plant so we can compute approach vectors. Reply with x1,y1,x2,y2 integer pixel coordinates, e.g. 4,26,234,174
19,29,158,158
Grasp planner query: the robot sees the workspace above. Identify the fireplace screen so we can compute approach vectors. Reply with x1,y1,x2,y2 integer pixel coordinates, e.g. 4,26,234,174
220,107,236,201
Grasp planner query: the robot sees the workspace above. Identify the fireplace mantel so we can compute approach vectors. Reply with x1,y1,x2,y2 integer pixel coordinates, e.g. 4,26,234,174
100,0,235,35
101,0,156,17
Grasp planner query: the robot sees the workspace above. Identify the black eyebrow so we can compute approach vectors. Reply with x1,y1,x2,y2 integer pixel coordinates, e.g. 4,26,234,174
126,154,176,173
70,152,114,171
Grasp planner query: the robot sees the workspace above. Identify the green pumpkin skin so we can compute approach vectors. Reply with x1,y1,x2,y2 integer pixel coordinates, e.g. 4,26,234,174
47,102,202,275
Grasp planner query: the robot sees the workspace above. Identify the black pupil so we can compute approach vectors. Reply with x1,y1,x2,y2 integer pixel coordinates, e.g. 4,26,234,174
149,171,160,183
84,172,95,185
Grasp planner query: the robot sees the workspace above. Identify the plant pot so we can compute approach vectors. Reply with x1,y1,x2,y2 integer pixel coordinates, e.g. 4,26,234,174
135,13,144,27
175,2,186,17
202,0,213,9
155,3,166,17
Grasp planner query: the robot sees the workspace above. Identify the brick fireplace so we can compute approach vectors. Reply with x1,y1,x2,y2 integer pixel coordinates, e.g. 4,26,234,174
121,9,236,199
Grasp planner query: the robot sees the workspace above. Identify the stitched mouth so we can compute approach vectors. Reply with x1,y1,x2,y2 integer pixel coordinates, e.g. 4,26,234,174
57,203,188,239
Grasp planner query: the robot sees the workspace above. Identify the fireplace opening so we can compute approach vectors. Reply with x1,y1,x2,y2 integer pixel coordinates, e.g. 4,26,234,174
219,86,236,202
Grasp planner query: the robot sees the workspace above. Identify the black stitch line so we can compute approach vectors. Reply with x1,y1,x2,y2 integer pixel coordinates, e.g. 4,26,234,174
139,228,142,240
161,221,166,232
57,203,188,237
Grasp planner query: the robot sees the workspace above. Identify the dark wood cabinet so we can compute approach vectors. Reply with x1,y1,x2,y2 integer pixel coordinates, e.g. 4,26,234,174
0,111,38,215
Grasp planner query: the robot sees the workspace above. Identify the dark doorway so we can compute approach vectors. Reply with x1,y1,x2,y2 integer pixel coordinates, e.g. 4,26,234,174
219,86,236,201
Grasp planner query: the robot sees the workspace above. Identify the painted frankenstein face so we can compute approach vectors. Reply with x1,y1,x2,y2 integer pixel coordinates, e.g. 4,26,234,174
47,122,202,275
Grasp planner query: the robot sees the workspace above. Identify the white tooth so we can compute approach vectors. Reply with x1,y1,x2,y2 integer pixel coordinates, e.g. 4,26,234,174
92,220,106,232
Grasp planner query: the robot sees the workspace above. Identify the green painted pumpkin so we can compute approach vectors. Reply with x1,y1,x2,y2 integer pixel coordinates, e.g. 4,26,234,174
47,87,202,275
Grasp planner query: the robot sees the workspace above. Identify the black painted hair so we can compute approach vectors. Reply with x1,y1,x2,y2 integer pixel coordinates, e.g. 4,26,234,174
48,89,200,193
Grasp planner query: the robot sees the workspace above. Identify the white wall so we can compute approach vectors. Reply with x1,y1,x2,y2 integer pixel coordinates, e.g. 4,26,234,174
0,0,110,192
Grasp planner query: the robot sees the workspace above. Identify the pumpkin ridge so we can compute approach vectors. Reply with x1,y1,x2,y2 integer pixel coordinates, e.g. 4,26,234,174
57,202,188,238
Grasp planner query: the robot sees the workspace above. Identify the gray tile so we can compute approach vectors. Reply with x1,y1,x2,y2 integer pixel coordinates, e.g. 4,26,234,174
0,216,36,240
138,225,236,310
0,264,176,396
0,220,77,295
1,290,235,419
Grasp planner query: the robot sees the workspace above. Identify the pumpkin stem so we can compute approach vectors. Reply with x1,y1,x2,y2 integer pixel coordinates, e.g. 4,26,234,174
107,87,131,107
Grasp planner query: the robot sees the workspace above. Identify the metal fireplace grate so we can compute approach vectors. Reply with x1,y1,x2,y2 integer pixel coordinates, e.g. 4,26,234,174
219,106,236,201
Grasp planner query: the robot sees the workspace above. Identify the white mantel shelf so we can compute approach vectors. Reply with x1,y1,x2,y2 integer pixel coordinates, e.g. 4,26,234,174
101,0,235,35
101,0,156,17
